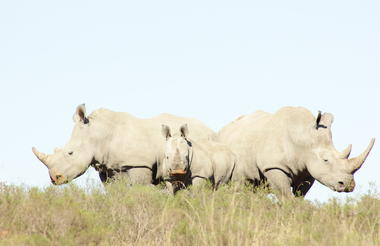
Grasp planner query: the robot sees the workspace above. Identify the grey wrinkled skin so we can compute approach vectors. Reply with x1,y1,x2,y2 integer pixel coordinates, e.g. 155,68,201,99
32,104,216,185
161,124,236,194
218,107,375,198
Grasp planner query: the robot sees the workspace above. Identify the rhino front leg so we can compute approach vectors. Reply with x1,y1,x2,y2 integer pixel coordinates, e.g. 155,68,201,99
165,181,175,195
99,170,109,183
293,176,315,197
98,169,126,183
191,177,208,188
264,169,293,198
125,168,153,185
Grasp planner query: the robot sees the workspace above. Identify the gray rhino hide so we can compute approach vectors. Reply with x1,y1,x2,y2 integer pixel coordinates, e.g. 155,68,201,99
33,105,216,185
217,107,375,198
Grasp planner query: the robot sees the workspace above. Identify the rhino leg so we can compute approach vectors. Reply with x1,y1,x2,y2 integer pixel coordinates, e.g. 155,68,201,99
165,181,175,195
264,169,293,198
125,168,152,185
191,177,208,189
165,180,187,195
293,176,315,197
98,169,125,183
99,170,109,183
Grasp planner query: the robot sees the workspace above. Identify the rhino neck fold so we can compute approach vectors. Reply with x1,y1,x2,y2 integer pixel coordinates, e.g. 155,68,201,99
263,167,293,180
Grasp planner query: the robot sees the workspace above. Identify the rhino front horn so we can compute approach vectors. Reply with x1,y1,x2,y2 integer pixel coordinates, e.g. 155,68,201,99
349,138,376,173
32,147,49,167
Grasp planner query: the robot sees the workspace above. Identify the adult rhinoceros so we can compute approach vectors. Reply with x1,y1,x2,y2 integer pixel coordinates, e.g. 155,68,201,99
32,104,216,185
217,107,375,198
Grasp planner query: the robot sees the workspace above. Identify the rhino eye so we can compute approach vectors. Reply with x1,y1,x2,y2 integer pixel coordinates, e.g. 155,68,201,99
323,159,329,163
68,152,73,156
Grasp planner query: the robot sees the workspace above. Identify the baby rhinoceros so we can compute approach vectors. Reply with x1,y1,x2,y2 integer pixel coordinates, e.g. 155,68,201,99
160,124,236,194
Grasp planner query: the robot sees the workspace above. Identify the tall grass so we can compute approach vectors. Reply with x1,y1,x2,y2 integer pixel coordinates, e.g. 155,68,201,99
0,181,379,246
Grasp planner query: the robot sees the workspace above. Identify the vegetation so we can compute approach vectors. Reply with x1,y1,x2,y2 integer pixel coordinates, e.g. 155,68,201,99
0,180,379,246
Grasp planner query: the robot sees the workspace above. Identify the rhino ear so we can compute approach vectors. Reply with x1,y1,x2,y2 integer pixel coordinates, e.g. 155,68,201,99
316,111,334,129
161,125,171,140
180,124,189,138
73,104,89,124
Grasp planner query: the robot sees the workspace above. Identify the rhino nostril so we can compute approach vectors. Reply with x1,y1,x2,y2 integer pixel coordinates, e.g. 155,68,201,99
338,181,344,186
50,176,56,184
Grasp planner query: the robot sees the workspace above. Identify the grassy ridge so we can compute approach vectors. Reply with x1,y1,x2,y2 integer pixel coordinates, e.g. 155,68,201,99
0,181,379,246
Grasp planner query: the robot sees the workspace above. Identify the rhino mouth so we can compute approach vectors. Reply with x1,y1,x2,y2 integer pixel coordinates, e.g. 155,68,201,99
169,169,187,176
51,179,69,185
335,186,354,193
50,176,69,185
333,183,355,193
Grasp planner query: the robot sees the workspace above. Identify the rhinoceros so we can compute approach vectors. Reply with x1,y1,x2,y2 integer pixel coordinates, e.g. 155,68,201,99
217,107,375,198
32,104,216,185
160,124,236,194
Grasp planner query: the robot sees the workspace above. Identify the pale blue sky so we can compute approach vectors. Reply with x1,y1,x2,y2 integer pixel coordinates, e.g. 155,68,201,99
0,1,379,201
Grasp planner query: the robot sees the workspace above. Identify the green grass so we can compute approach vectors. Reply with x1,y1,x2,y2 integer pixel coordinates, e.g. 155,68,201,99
0,181,379,246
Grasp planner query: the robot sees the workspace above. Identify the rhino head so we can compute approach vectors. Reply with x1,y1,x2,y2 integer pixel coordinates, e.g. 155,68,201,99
305,111,375,192
32,104,95,185
161,124,193,178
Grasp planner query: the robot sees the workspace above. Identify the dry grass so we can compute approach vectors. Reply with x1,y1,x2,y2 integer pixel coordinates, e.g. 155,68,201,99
0,181,379,246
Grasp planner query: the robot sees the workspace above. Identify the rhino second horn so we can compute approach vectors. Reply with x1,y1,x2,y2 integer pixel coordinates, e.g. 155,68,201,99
349,138,376,173
340,144,352,159
32,147,49,167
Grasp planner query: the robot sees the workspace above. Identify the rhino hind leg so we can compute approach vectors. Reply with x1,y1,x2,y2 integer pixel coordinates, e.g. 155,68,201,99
264,169,293,198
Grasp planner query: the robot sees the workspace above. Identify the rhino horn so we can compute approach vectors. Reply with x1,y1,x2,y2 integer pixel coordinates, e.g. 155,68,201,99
348,138,375,173
32,147,49,167
339,144,352,159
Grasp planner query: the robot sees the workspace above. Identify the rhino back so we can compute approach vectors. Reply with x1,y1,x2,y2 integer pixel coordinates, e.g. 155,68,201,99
88,109,216,171
217,110,272,162
217,107,316,180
